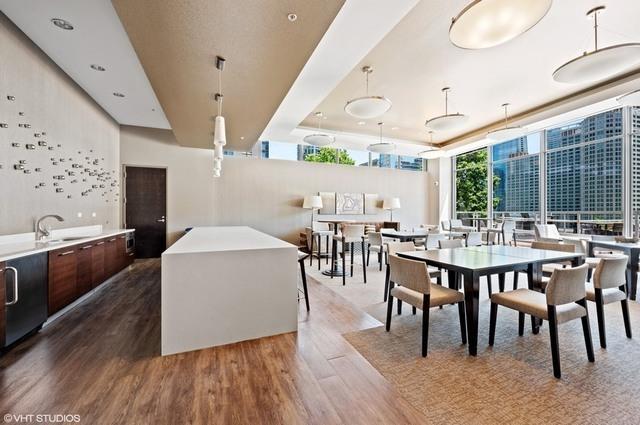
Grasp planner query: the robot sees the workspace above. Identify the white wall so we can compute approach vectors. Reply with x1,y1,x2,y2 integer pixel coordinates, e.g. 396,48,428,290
120,126,436,245
0,14,120,235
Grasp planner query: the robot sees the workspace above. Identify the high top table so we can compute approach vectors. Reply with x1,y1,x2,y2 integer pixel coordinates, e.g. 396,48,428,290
398,245,583,356
317,219,355,277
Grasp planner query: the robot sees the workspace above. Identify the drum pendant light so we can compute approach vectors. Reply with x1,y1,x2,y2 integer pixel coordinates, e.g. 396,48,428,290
553,6,640,84
345,66,392,119
367,122,396,153
425,87,469,132
303,112,335,147
418,131,441,159
487,103,526,141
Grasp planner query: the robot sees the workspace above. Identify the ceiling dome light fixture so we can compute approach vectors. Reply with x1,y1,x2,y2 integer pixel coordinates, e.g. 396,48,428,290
425,87,469,132
303,112,335,147
367,122,396,153
553,6,640,84
449,0,552,49
617,89,640,106
418,131,441,159
51,18,74,30
344,66,392,119
487,103,526,141
213,55,226,177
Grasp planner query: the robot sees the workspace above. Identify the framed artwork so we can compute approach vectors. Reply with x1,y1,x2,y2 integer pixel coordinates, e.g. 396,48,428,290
364,193,379,214
337,193,364,215
318,192,336,215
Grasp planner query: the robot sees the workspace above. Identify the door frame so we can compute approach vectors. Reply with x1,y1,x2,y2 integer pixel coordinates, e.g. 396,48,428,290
121,164,169,249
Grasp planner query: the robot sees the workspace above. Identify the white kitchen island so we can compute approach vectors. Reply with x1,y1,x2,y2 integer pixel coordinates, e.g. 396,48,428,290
161,226,298,356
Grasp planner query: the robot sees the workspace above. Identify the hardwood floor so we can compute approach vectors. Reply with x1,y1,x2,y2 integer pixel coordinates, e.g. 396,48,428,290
0,259,428,424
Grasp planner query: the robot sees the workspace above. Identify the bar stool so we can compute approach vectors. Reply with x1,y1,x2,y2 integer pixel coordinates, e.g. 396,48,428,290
309,222,332,270
297,250,310,311
331,224,367,286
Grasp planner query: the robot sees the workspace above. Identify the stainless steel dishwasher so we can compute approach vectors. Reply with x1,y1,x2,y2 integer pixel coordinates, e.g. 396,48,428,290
3,252,48,348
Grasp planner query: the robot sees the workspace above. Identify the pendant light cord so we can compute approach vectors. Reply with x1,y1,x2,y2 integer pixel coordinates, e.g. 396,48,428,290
594,9,599,51
217,69,223,116
444,90,448,115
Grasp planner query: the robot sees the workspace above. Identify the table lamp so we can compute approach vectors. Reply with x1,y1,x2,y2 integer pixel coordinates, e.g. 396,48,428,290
383,197,401,221
303,195,323,228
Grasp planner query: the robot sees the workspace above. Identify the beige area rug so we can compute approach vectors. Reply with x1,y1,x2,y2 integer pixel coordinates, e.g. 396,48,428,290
307,258,640,425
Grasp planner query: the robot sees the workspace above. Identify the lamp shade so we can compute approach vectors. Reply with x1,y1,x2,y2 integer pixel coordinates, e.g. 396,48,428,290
214,115,226,146
383,197,401,210
214,143,224,160
303,195,323,209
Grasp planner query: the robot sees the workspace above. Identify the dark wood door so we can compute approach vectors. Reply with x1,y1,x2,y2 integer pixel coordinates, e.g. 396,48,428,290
0,262,5,347
76,243,93,297
104,237,118,278
48,247,78,314
125,166,166,258
91,240,106,288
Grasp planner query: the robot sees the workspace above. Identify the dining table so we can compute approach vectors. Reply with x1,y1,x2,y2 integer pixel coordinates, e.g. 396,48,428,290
317,219,355,277
380,229,428,242
587,239,639,300
398,245,583,356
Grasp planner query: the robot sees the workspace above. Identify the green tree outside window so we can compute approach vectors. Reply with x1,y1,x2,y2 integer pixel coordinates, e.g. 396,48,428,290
304,147,355,165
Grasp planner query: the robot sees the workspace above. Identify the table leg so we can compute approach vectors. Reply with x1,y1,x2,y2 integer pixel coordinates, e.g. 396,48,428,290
498,273,505,292
629,250,639,301
448,270,458,290
463,271,480,356
527,263,541,334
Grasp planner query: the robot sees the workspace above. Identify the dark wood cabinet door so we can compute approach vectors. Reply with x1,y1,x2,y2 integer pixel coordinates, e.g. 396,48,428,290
0,262,5,347
76,243,93,297
91,240,106,288
105,237,118,278
48,247,78,314
116,235,127,270
124,166,166,258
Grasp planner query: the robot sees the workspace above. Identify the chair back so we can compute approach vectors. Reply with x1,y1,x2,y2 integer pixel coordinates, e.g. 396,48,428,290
387,241,416,256
450,219,463,227
534,224,562,241
563,238,587,255
466,232,483,247
305,227,313,250
342,224,365,239
502,220,516,239
545,264,589,306
367,231,383,246
426,233,446,249
441,220,451,231
312,221,331,232
531,241,574,253
439,239,464,249
389,254,430,295
591,235,616,242
594,256,628,290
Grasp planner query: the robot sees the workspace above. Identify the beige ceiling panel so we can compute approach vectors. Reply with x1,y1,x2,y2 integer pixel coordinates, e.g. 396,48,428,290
112,0,345,151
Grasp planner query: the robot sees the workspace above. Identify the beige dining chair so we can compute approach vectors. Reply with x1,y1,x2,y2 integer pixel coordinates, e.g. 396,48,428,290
587,256,632,348
386,254,466,357
309,221,332,270
331,224,366,286
530,241,575,289
534,224,563,243
466,232,483,247
366,231,387,271
384,242,442,304
563,238,603,281
489,264,594,379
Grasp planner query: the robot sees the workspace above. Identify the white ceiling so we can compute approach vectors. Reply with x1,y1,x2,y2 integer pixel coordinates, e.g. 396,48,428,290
0,0,171,129
299,0,640,147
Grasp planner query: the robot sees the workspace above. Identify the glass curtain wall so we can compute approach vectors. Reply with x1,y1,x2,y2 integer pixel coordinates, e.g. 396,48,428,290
454,148,489,227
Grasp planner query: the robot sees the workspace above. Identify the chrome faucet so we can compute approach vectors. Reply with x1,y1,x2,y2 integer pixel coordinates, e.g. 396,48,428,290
35,214,64,240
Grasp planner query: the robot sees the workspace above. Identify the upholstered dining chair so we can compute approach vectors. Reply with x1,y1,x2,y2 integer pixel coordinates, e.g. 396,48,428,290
534,224,563,243
384,242,442,304
450,219,475,233
425,233,447,250
331,224,366,286
466,232,483,247
530,241,575,288
587,256,632,348
385,254,466,357
309,221,332,270
366,231,387,271
563,238,603,281
489,264,594,379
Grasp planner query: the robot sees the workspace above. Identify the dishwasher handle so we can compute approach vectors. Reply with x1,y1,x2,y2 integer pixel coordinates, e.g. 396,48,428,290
4,266,18,306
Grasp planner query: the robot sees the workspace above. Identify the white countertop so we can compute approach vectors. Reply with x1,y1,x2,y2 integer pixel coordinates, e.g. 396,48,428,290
0,226,134,262
163,226,295,255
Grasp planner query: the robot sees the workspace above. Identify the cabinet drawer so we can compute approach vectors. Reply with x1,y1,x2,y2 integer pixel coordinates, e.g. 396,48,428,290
48,247,78,314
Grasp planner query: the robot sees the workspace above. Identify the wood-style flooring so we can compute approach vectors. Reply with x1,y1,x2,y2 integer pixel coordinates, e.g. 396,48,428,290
0,259,428,424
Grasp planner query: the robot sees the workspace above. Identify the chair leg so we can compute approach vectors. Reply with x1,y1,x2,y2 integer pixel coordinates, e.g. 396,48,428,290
342,243,346,286
350,243,354,277
577,299,595,363
385,283,395,331
422,294,430,357
367,248,371,266
547,306,562,379
317,235,322,271
594,288,607,349
621,299,632,339
330,240,336,280
412,306,417,315
458,301,467,344
487,275,493,298
383,264,390,302
361,241,367,283
299,259,310,312
518,312,525,336
489,302,498,346
587,268,593,282
397,299,403,315
309,236,314,267
498,273,505,292
513,271,519,290
378,251,383,271
325,235,330,265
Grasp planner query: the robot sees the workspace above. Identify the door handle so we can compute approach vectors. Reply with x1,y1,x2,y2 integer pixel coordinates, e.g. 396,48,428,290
5,266,18,306
157,218,166,223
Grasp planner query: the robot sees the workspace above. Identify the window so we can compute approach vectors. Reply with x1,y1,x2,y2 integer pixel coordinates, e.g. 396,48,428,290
454,148,488,225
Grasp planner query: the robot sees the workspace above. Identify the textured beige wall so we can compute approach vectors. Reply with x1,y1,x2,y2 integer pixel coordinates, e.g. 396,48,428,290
120,126,434,245
0,14,120,235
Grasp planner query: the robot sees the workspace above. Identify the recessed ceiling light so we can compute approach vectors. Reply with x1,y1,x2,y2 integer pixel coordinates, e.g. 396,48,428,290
51,18,74,30
391,126,399,130
90,64,106,72
152,108,156,111
287,13,298,22
357,121,366,126
113,92,125,98
240,136,245,140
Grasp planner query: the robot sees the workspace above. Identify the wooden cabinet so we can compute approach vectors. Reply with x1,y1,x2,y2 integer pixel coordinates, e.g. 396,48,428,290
48,246,78,314
116,235,127,271
76,242,93,297
104,237,118,278
0,262,5,347
91,239,106,288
